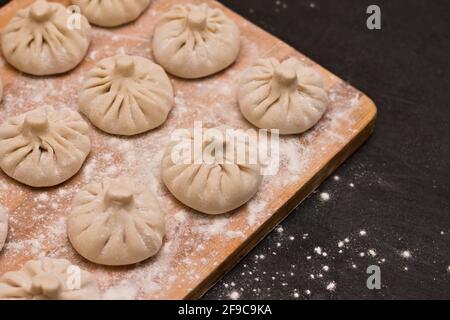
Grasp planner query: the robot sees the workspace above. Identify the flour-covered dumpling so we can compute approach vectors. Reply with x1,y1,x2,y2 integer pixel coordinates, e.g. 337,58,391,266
239,58,329,135
153,3,240,79
1,0,91,76
0,258,99,300
67,177,165,266
0,206,8,252
162,127,262,215
80,55,174,136
72,0,150,27
0,106,91,187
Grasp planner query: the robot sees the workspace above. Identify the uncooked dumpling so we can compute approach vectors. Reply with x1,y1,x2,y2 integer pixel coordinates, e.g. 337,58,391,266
67,177,165,266
239,57,329,135
0,258,99,300
152,3,240,79
1,0,91,76
80,55,174,136
162,127,262,215
0,106,91,187
71,0,151,27
0,206,8,252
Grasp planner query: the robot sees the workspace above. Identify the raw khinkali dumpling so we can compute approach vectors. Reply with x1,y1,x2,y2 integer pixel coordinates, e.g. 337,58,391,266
80,55,174,136
0,258,99,300
239,57,329,135
0,206,8,252
0,106,91,188
1,0,91,76
162,126,262,215
67,177,165,266
71,0,151,27
152,3,240,79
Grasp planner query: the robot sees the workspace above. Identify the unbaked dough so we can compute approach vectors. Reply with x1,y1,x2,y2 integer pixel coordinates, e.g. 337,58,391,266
1,0,91,76
0,258,99,300
162,126,262,214
67,177,165,266
152,3,240,79
239,57,329,135
0,106,91,187
71,0,151,27
0,206,8,253
80,55,174,136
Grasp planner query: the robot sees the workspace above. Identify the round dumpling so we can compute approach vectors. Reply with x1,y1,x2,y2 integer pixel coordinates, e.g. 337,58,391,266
152,3,240,79
0,106,91,188
80,55,174,136
0,206,8,253
71,0,151,27
162,126,262,215
0,258,99,300
1,0,91,76
239,57,329,135
67,177,165,266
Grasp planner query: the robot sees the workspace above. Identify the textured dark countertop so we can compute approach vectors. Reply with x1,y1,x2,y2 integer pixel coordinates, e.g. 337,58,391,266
1,0,449,300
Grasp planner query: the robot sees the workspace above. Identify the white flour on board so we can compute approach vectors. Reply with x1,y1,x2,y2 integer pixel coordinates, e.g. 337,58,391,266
0,1,364,299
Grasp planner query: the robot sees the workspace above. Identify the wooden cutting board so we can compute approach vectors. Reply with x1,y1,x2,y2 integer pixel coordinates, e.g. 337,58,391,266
0,0,377,300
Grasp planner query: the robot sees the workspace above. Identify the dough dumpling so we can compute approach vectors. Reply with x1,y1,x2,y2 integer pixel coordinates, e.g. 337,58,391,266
239,57,329,135
162,127,262,215
71,0,151,27
67,177,165,266
152,3,240,79
0,206,8,252
80,55,174,136
1,0,91,76
0,106,91,187
0,258,99,300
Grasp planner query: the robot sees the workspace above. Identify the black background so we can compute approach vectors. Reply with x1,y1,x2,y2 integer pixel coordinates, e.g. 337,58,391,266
1,0,449,300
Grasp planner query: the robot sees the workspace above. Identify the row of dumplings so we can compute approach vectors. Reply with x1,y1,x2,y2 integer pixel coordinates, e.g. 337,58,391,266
0,174,164,299
1,0,241,78
0,0,329,198
2,0,328,134
0,0,329,299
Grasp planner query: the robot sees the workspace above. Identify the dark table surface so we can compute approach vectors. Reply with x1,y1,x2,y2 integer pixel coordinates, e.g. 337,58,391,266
1,0,449,300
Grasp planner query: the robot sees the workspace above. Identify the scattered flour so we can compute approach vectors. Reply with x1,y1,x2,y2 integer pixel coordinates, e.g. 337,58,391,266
247,199,268,226
401,251,412,259
229,290,240,300
174,211,187,223
103,280,139,300
35,194,49,202
368,249,377,257
326,282,336,292
0,1,368,300
320,193,331,201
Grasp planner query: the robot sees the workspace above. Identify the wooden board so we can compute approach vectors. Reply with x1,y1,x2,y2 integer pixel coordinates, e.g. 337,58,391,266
0,0,377,300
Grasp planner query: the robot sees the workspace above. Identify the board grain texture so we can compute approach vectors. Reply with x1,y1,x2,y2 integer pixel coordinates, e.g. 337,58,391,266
0,0,376,299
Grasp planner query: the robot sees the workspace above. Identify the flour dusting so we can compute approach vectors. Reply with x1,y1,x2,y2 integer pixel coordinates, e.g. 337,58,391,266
0,0,366,300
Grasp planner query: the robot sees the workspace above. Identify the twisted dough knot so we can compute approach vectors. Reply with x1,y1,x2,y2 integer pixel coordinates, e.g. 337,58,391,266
115,56,136,77
24,111,49,133
187,7,207,30
30,0,53,22
29,273,62,299
104,184,135,208
274,64,297,87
